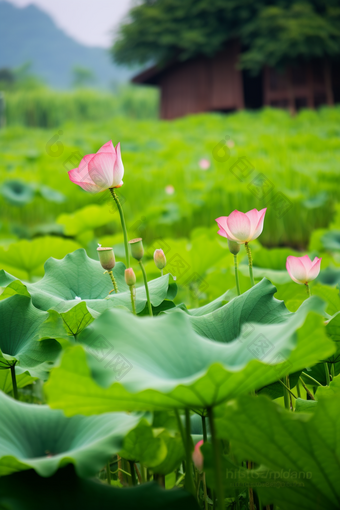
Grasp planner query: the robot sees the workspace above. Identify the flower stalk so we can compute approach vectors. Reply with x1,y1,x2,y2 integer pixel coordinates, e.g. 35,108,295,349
245,242,254,287
207,407,224,510
139,261,153,316
110,188,130,268
10,364,18,401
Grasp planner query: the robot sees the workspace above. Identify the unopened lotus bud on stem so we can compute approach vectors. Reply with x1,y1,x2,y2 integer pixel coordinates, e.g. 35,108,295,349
154,248,166,275
129,238,153,316
125,268,137,315
227,239,240,255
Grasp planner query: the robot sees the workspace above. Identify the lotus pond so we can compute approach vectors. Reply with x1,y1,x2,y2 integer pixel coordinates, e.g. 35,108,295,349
0,106,340,510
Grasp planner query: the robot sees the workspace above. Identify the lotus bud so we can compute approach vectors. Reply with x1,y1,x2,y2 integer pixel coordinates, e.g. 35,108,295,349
129,238,144,261
153,249,166,270
286,255,322,284
192,440,204,472
97,246,115,270
125,268,136,287
227,239,240,255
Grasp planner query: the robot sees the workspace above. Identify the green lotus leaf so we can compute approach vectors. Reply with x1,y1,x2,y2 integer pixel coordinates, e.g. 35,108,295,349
178,289,236,316
39,185,65,203
150,429,185,475
0,366,37,394
0,294,61,377
1,179,34,206
0,390,145,477
120,413,185,474
295,398,318,413
0,250,176,315
0,465,199,510
321,230,340,251
167,279,291,343
120,420,168,468
0,237,82,280
215,376,340,510
45,296,335,414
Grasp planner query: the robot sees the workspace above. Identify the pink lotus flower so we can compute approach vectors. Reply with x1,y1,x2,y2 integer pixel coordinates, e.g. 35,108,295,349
216,208,267,244
199,158,210,170
165,185,175,195
192,440,204,472
286,255,321,284
68,141,124,193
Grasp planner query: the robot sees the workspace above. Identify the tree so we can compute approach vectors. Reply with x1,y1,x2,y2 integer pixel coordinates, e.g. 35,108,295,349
111,0,340,73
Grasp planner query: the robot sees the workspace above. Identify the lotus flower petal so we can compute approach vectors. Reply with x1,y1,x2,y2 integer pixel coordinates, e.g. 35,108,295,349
286,256,308,284
216,208,266,243
88,152,116,191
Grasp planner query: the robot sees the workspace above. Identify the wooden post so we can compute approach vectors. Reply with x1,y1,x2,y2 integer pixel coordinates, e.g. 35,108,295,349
287,67,296,115
324,60,334,106
307,62,314,108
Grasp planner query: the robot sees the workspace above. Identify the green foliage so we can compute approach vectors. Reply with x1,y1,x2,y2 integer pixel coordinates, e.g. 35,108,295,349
215,376,340,510
0,294,61,378
44,295,334,414
0,391,143,477
112,0,340,72
0,466,199,510
3,86,159,128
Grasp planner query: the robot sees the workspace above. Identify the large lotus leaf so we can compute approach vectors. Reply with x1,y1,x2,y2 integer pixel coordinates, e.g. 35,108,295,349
167,279,291,343
179,289,236,316
0,391,144,477
120,418,185,475
1,179,34,206
0,237,82,280
0,249,176,315
0,465,199,510
215,376,340,510
45,297,335,414
0,294,61,376
0,366,37,394
275,283,340,314
39,185,65,203
56,203,115,236
321,230,340,251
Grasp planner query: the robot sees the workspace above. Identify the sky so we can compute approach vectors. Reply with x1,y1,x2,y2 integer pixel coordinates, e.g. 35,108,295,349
7,0,132,47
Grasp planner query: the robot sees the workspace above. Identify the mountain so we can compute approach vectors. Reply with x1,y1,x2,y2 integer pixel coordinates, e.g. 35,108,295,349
0,1,133,88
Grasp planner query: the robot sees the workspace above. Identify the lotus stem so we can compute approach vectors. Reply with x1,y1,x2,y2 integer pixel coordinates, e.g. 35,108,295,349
278,379,297,400
324,362,330,386
296,379,301,398
281,378,290,410
161,269,163,276
107,461,111,485
184,409,195,496
10,364,18,400
139,260,153,316
207,407,224,510
299,377,316,400
106,270,119,293
306,283,311,297
202,415,208,443
245,242,254,287
109,188,130,268
234,254,240,295
301,371,322,387
331,363,335,381
129,460,137,486
130,285,136,315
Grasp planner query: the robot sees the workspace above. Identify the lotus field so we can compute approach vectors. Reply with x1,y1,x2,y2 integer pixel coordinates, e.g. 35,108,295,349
1,107,340,510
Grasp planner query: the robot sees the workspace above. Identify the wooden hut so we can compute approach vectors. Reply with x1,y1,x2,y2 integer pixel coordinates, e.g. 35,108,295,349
132,40,338,119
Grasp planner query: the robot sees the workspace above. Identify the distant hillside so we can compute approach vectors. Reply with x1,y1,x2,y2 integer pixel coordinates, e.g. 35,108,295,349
0,1,134,89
